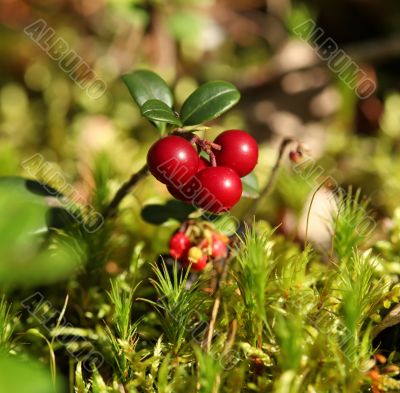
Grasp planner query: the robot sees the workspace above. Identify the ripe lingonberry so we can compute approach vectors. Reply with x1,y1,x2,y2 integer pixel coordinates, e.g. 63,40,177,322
166,184,192,203
197,157,210,172
147,135,199,185
213,130,258,177
167,157,210,202
211,235,228,259
169,232,191,259
194,167,242,213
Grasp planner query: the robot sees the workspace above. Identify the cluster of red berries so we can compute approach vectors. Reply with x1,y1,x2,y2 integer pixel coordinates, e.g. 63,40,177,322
147,130,258,213
169,223,229,271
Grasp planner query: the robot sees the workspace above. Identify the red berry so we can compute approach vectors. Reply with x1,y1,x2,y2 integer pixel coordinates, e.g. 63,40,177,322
167,184,192,203
169,232,191,259
213,130,258,177
182,246,208,271
194,167,242,213
289,150,302,163
190,255,207,271
168,157,211,202
197,157,210,172
211,236,228,259
147,136,199,185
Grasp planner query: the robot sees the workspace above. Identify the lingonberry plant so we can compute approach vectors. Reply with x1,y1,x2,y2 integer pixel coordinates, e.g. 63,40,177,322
104,70,261,221
102,70,261,270
124,70,259,214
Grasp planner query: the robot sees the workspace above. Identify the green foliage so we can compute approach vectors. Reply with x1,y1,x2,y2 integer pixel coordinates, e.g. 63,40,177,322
141,99,182,126
141,200,196,225
0,187,86,288
105,279,139,382
241,172,260,199
0,201,398,392
337,250,386,363
0,296,15,351
145,262,207,352
274,314,305,371
332,188,372,260
123,71,240,132
235,225,276,344
0,355,64,393
122,70,174,109
180,81,240,126
194,347,222,393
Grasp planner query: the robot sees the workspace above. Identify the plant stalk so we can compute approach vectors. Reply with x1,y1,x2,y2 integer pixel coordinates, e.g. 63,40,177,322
242,137,294,222
103,164,149,220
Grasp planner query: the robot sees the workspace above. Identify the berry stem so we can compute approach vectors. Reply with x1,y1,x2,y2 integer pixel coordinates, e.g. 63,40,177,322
242,137,294,222
102,164,149,220
187,133,221,162
209,142,221,151
209,151,217,167
190,135,200,145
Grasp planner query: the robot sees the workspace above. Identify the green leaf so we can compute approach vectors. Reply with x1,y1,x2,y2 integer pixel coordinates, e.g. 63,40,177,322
122,70,173,108
0,177,79,230
212,214,239,236
141,200,196,225
0,178,86,287
141,99,182,126
180,81,240,125
241,172,260,199
0,354,64,393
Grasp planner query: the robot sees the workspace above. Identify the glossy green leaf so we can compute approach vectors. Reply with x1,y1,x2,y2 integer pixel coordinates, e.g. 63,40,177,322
141,200,195,225
180,81,240,125
122,70,173,108
141,99,182,126
241,172,260,199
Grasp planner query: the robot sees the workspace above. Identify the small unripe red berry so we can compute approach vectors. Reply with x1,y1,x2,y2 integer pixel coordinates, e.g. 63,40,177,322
191,255,207,271
211,235,228,259
289,150,302,163
185,246,208,271
169,232,191,259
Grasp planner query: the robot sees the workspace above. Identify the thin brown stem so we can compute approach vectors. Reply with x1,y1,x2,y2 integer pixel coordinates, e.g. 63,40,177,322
223,319,237,356
243,137,294,222
204,255,232,351
304,179,327,246
209,151,217,167
190,135,200,145
102,164,148,220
